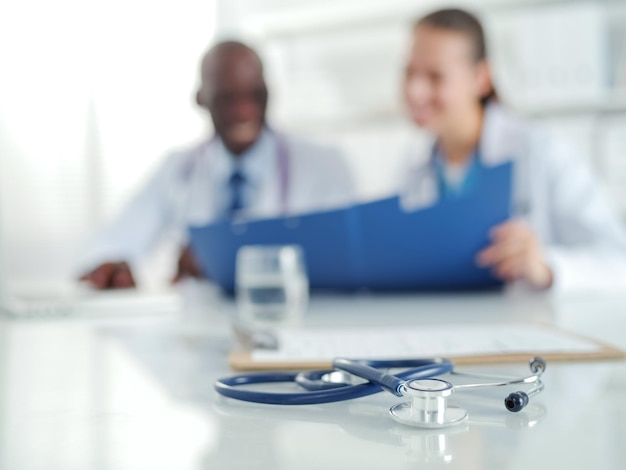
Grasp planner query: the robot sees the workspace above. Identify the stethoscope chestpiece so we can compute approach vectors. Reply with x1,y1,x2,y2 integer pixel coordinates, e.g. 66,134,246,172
389,378,468,429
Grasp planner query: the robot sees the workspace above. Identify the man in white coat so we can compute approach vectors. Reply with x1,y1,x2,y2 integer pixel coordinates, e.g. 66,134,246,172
80,41,355,289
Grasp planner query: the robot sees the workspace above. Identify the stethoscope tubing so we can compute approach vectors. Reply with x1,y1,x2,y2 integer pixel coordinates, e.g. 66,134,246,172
214,359,454,405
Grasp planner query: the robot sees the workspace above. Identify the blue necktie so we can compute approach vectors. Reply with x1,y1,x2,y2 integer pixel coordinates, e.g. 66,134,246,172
228,170,246,215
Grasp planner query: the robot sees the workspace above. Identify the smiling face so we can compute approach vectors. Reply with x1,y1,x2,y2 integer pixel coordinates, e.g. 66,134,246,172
403,25,492,134
197,44,268,156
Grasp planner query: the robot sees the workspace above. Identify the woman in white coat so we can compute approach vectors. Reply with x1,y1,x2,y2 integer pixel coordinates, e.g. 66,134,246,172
401,8,626,293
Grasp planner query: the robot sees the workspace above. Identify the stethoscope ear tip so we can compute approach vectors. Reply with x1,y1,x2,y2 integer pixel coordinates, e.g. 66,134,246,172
504,391,529,412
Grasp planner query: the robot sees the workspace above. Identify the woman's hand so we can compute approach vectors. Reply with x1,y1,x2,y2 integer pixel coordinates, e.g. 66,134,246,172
476,221,553,289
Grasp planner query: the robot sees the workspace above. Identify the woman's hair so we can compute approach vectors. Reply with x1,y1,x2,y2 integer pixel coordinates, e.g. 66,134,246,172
415,8,498,105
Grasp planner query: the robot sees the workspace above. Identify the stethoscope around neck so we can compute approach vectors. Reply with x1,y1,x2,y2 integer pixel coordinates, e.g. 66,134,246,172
215,356,546,429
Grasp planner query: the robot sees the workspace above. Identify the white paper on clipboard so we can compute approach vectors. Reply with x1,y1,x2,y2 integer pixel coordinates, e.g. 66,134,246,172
250,324,611,363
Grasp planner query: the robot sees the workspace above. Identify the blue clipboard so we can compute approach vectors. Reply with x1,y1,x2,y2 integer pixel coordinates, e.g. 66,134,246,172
189,162,512,291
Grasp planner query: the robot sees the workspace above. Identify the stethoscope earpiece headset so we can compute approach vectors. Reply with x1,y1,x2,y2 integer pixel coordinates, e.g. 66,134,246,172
215,356,546,429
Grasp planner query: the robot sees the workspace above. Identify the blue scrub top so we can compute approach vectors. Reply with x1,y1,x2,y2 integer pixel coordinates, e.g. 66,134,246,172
432,147,483,200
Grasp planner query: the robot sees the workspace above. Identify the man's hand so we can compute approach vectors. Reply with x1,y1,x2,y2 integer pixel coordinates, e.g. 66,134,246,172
172,246,204,283
476,221,553,289
80,262,136,290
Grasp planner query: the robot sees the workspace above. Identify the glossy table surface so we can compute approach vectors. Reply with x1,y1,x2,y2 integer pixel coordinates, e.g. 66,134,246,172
1,282,625,470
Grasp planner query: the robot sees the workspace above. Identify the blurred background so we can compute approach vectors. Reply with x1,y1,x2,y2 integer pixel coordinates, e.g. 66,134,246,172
1,0,625,284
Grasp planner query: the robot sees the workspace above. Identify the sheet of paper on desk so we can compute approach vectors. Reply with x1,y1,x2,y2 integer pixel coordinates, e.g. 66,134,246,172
251,324,606,363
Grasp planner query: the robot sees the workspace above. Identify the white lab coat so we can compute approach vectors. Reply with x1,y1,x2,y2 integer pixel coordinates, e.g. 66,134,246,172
400,103,626,294
81,130,355,272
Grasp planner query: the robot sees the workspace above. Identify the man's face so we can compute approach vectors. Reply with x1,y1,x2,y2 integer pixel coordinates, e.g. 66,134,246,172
197,50,268,155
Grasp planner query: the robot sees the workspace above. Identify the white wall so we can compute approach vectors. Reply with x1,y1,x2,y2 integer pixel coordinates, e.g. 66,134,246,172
0,0,216,281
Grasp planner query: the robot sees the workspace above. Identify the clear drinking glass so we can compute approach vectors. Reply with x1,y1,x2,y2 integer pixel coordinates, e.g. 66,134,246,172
236,245,309,325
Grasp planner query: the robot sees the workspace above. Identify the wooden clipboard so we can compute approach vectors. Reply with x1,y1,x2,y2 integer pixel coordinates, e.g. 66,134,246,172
228,325,625,371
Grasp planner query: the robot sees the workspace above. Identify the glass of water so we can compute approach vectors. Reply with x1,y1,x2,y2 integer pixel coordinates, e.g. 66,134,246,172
236,245,309,325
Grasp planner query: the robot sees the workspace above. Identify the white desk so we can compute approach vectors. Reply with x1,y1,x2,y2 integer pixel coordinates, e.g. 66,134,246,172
1,283,625,470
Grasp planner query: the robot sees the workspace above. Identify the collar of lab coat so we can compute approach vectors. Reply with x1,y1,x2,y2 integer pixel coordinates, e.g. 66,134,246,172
479,101,525,167
401,102,524,211
407,101,523,169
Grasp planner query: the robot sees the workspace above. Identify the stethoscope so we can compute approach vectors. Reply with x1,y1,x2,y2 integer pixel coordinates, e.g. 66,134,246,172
213,397,547,464
215,356,546,429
